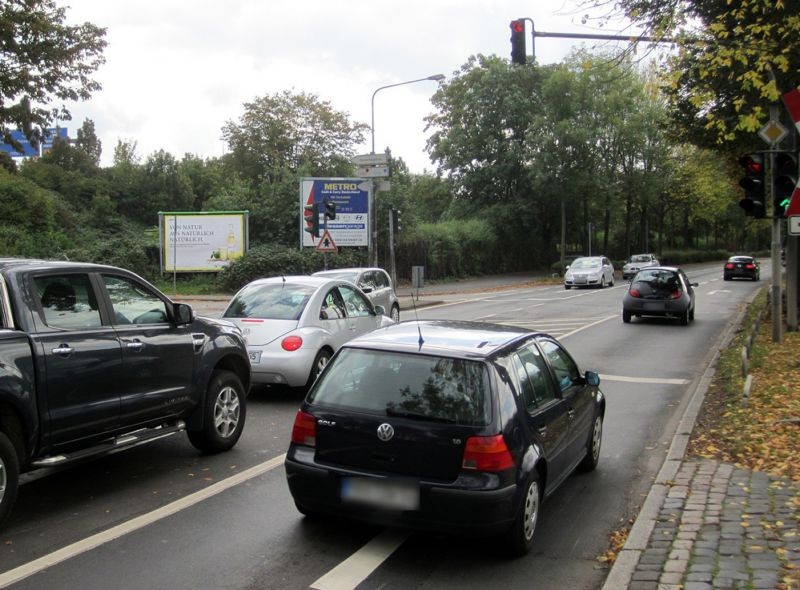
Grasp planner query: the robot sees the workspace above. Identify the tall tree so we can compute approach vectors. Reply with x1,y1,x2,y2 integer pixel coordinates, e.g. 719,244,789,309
586,0,800,146
0,0,106,150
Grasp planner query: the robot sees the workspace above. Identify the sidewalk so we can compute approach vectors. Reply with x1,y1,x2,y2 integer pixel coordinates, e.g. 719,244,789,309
603,295,800,590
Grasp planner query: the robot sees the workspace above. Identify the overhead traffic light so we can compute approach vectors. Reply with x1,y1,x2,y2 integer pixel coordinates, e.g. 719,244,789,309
738,154,766,218
323,198,336,221
510,20,526,65
303,202,320,238
773,151,798,218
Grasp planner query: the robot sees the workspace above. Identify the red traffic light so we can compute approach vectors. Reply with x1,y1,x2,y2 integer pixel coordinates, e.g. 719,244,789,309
511,20,524,34
739,154,763,174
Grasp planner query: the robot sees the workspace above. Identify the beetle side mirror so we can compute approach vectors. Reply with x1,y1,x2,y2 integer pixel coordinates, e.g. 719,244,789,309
585,371,600,387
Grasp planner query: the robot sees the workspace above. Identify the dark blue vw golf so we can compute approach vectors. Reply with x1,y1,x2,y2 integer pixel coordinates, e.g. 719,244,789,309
284,320,605,556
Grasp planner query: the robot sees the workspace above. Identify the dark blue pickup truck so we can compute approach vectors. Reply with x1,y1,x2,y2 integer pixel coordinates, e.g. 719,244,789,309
0,259,251,525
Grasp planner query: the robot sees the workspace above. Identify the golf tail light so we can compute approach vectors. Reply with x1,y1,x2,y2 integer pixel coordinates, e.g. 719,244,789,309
462,435,515,472
281,335,303,351
291,410,316,447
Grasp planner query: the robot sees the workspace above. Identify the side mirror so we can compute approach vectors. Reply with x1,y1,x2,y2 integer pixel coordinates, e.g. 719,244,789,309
374,304,386,317
585,371,600,387
360,285,374,294
691,282,699,287
320,309,329,320
174,303,193,325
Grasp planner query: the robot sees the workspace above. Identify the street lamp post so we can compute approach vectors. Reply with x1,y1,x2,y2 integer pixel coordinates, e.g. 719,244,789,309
368,73,445,266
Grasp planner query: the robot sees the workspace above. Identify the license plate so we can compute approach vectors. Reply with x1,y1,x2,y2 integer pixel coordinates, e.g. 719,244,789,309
341,477,420,510
644,302,665,311
248,350,261,364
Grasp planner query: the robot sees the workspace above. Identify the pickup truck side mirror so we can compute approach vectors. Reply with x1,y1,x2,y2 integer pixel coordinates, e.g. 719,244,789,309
173,303,194,325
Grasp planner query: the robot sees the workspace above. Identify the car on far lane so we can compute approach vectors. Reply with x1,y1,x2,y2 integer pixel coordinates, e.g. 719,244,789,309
222,276,394,390
622,253,659,280
622,266,698,325
285,320,605,556
312,267,400,322
564,256,615,289
723,256,760,281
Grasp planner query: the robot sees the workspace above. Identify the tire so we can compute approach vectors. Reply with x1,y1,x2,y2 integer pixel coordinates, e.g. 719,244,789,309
622,310,631,323
305,349,332,390
578,413,603,472
723,275,731,281
564,285,571,290
506,471,542,557
187,370,246,453
0,431,20,527
599,276,606,289
610,275,615,287
390,305,400,322
689,305,695,322
680,309,689,326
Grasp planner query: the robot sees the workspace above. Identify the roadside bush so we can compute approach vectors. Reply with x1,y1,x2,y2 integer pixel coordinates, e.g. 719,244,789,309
217,244,368,292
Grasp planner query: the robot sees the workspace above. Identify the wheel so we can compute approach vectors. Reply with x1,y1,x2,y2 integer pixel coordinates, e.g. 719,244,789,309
187,370,246,453
390,305,400,322
564,285,571,290
689,305,695,321
294,501,320,518
506,471,542,557
0,431,20,526
578,413,603,472
305,349,332,390
599,276,606,288
724,275,731,281
610,275,615,287
622,310,631,323
680,309,689,326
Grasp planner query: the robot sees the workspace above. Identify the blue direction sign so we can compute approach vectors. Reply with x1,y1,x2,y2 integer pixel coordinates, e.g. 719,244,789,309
0,128,68,158
300,178,370,247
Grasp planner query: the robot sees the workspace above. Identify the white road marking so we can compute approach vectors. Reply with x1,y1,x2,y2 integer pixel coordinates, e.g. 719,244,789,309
0,454,287,589
600,374,690,385
707,289,731,295
311,529,411,590
559,314,618,339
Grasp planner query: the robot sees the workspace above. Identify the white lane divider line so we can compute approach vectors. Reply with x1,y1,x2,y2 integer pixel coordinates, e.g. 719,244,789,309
0,454,287,589
600,374,690,385
311,528,411,590
559,314,618,339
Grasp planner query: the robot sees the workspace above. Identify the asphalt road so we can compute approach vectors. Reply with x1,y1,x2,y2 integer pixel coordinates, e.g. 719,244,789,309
0,262,767,589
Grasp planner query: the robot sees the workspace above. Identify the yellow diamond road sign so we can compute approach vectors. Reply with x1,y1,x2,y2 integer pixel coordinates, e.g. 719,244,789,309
759,120,788,145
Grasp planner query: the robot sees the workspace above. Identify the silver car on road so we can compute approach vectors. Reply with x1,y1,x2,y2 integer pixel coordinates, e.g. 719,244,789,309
222,276,394,389
564,256,615,289
313,267,400,321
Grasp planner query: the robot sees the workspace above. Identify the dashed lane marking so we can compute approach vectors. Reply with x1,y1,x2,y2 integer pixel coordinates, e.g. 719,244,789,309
600,374,691,385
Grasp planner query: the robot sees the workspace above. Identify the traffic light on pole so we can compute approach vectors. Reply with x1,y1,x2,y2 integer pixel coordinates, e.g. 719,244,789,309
323,198,336,221
304,202,320,238
738,154,766,218
391,208,401,234
773,151,798,218
510,20,526,65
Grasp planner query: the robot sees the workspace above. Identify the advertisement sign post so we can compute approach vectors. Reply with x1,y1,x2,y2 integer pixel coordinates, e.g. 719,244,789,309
158,211,249,273
300,178,369,248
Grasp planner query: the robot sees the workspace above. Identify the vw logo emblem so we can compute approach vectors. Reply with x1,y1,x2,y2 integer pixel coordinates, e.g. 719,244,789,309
377,423,394,442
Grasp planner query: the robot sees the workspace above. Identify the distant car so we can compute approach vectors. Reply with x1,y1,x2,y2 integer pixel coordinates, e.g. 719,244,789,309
723,256,760,281
622,267,698,325
222,276,394,389
313,267,400,321
622,253,660,280
564,256,615,289
285,320,605,556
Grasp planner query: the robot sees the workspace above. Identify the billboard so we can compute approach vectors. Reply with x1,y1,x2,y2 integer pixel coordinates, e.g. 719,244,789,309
0,128,68,158
159,211,249,272
300,178,370,248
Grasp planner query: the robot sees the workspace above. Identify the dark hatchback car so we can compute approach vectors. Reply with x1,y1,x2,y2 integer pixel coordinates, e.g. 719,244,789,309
723,256,760,281
622,266,698,325
285,320,605,556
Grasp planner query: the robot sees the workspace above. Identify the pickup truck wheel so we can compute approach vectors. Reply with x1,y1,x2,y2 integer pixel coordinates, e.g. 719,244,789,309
0,432,19,525
187,370,246,453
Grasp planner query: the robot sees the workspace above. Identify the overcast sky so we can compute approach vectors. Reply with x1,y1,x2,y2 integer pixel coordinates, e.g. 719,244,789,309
60,0,650,173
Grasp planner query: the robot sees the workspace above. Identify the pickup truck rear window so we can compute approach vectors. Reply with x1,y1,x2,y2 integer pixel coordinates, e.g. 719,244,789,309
34,274,102,330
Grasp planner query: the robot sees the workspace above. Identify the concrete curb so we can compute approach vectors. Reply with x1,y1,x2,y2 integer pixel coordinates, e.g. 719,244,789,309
602,287,765,589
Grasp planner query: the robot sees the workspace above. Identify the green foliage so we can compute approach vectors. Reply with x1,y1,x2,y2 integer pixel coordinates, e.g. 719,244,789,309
217,244,367,292
396,218,500,280
0,0,106,149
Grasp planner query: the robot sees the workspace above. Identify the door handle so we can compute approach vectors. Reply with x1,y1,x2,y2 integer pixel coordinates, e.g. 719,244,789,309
126,340,144,352
52,344,73,356
537,425,547,436
568,408,575,420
